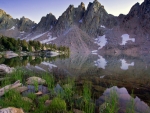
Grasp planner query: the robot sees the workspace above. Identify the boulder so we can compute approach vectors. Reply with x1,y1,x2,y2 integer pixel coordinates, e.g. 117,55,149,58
15,86,28,93
22,97,33,103
45,100,52,106
0,80,22,96
0,107,24,113
26,76,46,85
0,64,14,75
35,91,43,96
4,51,18,59
73,109,85,113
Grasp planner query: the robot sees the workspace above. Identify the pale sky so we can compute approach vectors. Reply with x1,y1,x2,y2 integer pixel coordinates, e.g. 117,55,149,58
0,0,144,23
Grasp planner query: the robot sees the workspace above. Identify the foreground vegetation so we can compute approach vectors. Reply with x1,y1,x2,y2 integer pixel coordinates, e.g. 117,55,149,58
0,69,148,113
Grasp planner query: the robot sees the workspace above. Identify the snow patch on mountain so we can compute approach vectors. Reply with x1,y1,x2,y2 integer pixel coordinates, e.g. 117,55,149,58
8,26,15,30
95,35,107,49
120,34,135,45
100,25,106,28
30,32,48,40
40,32,57,43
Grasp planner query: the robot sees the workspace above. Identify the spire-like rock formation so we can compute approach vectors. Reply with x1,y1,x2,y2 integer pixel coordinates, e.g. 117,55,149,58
53,3,85,36
35,13,57,31
80,0,117,36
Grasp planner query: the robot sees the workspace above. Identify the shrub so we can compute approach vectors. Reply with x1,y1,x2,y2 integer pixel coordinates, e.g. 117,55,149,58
49,97,66,112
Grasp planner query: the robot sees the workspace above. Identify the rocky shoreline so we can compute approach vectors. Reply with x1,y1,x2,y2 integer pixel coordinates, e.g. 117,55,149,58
0,50,61,59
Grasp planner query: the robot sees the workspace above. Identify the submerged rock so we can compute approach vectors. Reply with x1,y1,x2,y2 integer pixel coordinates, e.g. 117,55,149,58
0,64,14,75
0,107,24,113
26,76,46,85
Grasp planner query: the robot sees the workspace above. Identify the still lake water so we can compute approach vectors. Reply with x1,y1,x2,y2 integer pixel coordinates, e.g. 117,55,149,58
0,53,150,113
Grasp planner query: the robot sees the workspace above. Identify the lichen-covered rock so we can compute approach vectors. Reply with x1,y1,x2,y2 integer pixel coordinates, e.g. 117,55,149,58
0,107,24,113
0,80,22,97
22,97,33,103
26,76,46,85
0,64,14,75
15,86,28,93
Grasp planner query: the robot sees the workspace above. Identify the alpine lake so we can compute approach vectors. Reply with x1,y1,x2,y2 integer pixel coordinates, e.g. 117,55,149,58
0,52,150,113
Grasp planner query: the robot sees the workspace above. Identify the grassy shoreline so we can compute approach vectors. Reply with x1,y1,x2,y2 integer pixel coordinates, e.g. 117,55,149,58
0,69,149,113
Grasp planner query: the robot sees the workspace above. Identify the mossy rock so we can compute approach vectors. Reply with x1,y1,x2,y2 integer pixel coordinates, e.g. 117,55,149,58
49,97,66,112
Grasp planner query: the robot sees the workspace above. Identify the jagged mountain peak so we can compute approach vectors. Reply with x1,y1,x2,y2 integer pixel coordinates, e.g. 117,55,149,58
0,9,12,18
78,2,85,9
35,13,57,31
